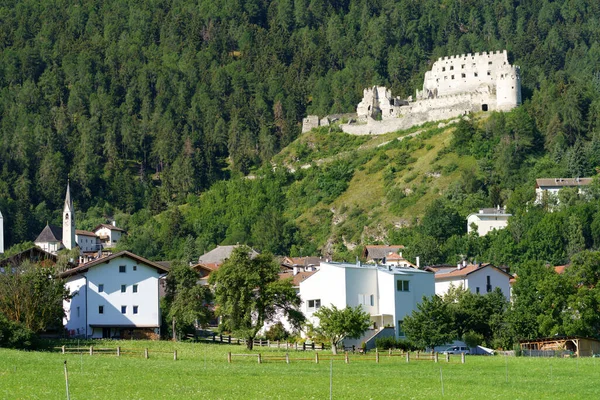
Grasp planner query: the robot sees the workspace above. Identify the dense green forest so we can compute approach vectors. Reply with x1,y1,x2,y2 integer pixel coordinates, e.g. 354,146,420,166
1,0,600,265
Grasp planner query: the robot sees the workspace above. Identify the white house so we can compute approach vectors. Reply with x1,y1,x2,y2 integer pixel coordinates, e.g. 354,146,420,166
433,263,511,300
467,207,512,236
299,261,434,349
76,230,101,252
535,178,592,204
93,222,126,249
60,251,169,339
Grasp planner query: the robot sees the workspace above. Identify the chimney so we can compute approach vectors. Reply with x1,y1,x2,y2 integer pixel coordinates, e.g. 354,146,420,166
399,252,402,258
457,262,462,270
112,220,116,227
293,266,298,276
416,256,420,268
463,260,467,267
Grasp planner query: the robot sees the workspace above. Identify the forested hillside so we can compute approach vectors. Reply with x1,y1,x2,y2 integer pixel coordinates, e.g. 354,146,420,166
1,0,600,262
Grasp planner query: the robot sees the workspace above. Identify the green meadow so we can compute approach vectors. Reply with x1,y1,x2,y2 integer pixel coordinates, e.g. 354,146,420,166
1,341,598,399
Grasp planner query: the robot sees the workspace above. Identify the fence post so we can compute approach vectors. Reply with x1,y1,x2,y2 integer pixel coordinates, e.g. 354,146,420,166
144,348,149,359
277,340,280,349
212,335,215,342
445,353,450,363
286,341,289,350
258,353,262,364
345,352,349,364
220,334,223,343
259,339,263,347
416,350,419,360
228,335,231,344
286,353,290,364
461,353,466,364
174,350,178,361
267,340,270,347
303,342,306,351
406,352,410,363
237,338,240,345
312,342,315,350
376,349,380,364
352,345,355,353
322,343,325,351
62,345,65,354
227,352,232,363
434,352,438,363
315,352,319,364
295,342,298,351
89,346,93,356
389,349,392,357
117,347,120,357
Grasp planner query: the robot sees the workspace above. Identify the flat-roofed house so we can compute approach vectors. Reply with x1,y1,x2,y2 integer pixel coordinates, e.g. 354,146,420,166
467,207,512,236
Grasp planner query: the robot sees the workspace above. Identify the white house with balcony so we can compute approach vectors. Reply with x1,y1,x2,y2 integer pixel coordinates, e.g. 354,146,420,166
60,251,169,339
467,207,512,236
535,178,592,205
299,261,434,349
432,262,511,300
93,222,126,249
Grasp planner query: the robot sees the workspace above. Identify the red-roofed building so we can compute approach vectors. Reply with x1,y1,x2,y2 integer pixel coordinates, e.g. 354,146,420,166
433,262,512,300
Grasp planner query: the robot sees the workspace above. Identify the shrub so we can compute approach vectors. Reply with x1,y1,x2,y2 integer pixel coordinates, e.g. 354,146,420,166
0,312,35,349
265,322,289,341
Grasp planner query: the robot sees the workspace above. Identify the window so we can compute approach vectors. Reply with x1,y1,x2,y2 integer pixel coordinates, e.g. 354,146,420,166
133,265,137,271
461,73,466,78
98,284,104,293
307,299,321,311
121,306,127,314
474,72,478,77
99,305,104,314
397,280,410,292
476,287,480,294
488,61,492,65
461,64,465,69
133,284,138,293
119,265,126,273
370,294,374,307
450,65,454,70
451,75,454,80
77,306,80,318
121,285,126,293
133,306,138,314
486,276,492,293
442,67,446,71
398,320,405,337
487,71,491,76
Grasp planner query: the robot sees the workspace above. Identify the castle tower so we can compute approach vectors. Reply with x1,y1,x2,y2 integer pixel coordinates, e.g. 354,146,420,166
496,65,521,111
62,182,76,250
0,209,4,254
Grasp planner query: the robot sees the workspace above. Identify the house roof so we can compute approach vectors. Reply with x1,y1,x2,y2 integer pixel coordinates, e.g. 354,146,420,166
198,245,259,264
467,207,512,218
554,265,567,274
76,230,97,237
279,270,317,286
281,256,322,268
59,251,169,278
535,178,593,188
363,245,405,260
0,246,75,268
435,263,512,280
35,225,63,243
93,224,126,233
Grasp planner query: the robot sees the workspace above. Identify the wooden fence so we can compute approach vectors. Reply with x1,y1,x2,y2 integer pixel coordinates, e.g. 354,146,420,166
200,334,328,351
227,349,466,364
55,346,178,360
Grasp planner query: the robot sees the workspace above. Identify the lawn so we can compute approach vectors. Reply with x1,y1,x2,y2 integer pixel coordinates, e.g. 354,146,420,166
1,341,598,399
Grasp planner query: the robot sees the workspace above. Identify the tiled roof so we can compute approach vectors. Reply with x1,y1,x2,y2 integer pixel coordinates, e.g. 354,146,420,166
76,230,97,237
198,245,259,264
536,178,593,188
279,270,317,286
282,256,322,267
93,224,126,232
363,245,405,260
60,250,169,278
35,225,63,243
435,263,513,280
554,265,567,274
192,262,221,272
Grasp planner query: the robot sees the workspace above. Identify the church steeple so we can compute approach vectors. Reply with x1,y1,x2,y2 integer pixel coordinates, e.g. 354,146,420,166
62,181,76,250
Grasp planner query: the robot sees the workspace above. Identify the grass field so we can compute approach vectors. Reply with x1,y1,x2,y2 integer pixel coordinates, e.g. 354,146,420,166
1,341,599,399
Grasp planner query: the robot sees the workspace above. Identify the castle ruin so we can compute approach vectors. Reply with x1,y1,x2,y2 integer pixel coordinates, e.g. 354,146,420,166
302,50,521,135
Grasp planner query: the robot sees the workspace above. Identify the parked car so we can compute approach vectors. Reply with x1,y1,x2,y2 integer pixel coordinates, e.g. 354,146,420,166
442,346,470,355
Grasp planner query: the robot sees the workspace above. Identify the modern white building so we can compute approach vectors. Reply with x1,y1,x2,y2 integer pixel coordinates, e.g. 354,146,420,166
433,263,511,301
467,207,512,236
60,251,169,339
299,261,434,348
535,178,592,205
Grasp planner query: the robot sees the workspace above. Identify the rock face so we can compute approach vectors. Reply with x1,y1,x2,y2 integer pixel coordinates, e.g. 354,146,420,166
302,50,521,135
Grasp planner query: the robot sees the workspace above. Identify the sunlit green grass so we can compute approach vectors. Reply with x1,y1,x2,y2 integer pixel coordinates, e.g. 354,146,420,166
1,341,599,399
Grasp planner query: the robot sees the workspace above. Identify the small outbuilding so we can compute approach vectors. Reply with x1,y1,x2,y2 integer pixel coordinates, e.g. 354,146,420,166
520,336,600,357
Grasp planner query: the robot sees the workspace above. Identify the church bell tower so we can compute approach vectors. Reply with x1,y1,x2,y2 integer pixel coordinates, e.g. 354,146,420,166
62,181,76,250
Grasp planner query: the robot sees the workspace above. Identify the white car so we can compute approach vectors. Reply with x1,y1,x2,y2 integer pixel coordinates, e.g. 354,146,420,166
443,346,470,355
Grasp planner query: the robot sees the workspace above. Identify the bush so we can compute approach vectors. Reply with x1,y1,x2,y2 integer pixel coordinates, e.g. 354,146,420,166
265,322,289,341
375,337,416,351
0,312,35,349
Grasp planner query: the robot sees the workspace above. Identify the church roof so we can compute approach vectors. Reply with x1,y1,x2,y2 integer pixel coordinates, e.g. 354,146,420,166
35,225,63,243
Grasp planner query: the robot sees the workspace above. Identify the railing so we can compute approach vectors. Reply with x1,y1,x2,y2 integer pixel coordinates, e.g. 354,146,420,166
55,346,178,360
198,334,328,350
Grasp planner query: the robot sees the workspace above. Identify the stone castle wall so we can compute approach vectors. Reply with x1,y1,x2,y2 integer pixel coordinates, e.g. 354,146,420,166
302,50,521,135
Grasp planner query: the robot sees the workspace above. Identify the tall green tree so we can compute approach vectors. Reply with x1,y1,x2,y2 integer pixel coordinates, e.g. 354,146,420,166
209,247,304,349
403,295,455,350
311,305,371,354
